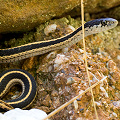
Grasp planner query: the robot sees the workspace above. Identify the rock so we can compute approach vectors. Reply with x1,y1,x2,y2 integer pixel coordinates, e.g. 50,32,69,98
113,101,120,107
51,90,58,97
42,94,52,106
36,106,50,113
66,0,120,18
92,6,120,20
44,24,57,36
0,108,47,120
67,77,76,85
52,97,60,108
0,0,119,33
0,0,80,33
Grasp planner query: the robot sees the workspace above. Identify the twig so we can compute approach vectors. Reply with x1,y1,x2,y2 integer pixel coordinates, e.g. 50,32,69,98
0,100,14,110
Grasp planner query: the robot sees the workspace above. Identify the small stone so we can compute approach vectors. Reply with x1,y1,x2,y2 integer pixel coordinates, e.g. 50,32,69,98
42,94,52,106
54,54,69,64
74,100,78,112
110,112,118,118
79,49,84,53
62,47,69,53
46,51,56,59
67,25,75,31
36,106,50,113
80,108,84,112
51,90,58,97
117,55,120,60
44,24,57,35
61,69,65,73
112,101,120,107
76,98,81,101
112,112,117,117
95,101,102,107
66,77,76,85
53,98,60,108
106,60,116,72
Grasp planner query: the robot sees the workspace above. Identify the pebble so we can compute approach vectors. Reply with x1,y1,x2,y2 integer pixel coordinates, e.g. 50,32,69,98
54,54,69,70
46,51,56,59
54,54,69,64
110,112,117,118
95,101,101,107
117,55,120,60
67,77,76,85
62,47,69,53
113,101,120,107
73,100,78,112
44,24,57,35
67,25,75,31
100,86,108,98
51,90,58,97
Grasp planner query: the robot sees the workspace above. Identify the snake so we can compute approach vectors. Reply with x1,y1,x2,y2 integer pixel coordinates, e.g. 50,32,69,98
0,18,118,111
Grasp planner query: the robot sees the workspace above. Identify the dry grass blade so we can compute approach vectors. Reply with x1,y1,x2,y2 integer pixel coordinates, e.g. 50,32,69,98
0,100,14,110
81,0,99,119
42,76,107,120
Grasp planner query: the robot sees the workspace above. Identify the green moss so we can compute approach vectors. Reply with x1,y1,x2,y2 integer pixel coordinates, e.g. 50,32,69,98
4,32,35,47
2,16,81,48
67,15,82,28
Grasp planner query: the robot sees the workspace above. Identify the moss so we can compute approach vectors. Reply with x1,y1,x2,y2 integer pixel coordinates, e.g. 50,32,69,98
4,16,81,48
4,32,35,47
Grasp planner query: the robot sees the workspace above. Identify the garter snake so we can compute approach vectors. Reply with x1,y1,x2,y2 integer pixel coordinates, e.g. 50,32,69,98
0,69,36,111
0,18,118,111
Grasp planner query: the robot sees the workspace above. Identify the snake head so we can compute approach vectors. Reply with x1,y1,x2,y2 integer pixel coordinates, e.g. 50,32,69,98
84,18,118,35
100,18,118,29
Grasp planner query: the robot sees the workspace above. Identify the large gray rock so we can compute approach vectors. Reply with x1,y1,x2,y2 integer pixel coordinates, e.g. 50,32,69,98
0,0,119,33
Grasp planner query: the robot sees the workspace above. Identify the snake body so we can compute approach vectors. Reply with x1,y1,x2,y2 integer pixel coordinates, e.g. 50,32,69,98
0,18,118,63
0,18,118,110
0,69,36,111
